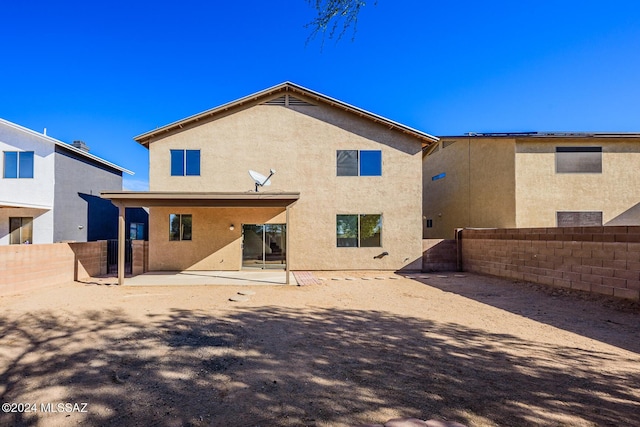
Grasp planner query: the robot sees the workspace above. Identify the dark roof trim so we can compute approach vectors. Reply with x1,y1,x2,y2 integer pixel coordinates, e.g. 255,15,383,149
101,191,300,208
0,118,134,174
446,132,640,138
134,82,439,148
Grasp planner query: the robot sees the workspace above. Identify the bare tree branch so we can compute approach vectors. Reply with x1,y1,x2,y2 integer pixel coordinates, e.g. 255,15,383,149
305,0,376,46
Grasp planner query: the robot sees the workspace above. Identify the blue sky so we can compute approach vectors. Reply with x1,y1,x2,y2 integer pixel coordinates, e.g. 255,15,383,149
2,1,639,190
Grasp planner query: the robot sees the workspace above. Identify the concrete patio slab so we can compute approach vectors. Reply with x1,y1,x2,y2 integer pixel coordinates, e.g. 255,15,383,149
123,270,296,286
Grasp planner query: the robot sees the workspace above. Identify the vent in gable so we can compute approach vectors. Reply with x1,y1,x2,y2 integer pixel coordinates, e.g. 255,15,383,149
261,94,316,107
287,96,315,106
263,96,287,106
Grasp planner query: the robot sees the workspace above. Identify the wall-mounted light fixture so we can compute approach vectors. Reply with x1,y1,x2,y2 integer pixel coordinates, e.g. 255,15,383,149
229,224,235,231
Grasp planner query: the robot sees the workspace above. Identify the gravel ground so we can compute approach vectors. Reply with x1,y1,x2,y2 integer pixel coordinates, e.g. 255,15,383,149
0,272,639,427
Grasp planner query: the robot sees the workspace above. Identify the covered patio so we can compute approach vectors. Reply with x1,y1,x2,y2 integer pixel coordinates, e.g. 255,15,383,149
100,191,300,286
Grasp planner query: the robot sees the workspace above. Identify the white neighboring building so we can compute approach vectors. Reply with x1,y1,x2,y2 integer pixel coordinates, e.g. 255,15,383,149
0,118,132,245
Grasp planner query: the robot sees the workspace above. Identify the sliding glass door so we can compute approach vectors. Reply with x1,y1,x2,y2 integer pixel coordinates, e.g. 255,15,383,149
242,224,286,269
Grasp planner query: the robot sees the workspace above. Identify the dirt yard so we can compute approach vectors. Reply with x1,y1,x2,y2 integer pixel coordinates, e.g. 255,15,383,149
1,272,639,427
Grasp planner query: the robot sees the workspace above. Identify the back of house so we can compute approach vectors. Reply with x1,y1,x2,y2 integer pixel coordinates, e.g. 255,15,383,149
122,82,437,272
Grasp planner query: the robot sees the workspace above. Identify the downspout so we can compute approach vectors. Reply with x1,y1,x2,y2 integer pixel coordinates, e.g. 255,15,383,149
456,228,463,272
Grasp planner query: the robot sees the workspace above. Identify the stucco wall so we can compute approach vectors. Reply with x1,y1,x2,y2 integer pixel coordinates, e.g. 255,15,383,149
0,121,55,211
149,207,286,270
0,208,53,245
0,122,56,244
147,99,424,271
53,147,122,242
515,138,640,227
422,137,516,238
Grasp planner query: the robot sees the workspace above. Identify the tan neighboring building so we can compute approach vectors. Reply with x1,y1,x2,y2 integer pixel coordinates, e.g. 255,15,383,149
423,132,640,239
104,82,438,280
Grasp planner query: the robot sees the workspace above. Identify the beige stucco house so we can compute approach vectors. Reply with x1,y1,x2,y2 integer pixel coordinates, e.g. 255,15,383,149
423,132,640,238
104,82,438,283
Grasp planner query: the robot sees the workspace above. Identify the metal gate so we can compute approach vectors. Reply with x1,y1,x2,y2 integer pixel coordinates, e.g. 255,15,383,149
107,239,132,275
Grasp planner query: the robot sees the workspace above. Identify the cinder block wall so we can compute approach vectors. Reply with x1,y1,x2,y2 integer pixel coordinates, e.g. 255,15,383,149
69,241,108,279
132,240,149,276
461,227,640,300
0,241,107,296
422,239,458,272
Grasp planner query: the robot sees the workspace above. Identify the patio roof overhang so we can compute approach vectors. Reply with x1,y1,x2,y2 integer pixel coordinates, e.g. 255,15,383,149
100,191,300,208
100,191,300,286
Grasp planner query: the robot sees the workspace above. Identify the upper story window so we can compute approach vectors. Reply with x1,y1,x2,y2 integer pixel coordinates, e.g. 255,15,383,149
555,147,602,173
337,150,382,176
170,149,200,176
3,151,34,178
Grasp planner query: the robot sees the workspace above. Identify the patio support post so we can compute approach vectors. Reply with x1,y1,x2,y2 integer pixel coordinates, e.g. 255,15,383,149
117,203,125,286
286,205,290,285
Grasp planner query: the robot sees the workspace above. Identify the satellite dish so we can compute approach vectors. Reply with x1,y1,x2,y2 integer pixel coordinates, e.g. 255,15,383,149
249,169,276,192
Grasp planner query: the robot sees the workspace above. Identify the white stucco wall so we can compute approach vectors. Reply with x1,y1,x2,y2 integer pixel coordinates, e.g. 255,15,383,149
0,121,55,209
0,208,53,244
0,120,55,244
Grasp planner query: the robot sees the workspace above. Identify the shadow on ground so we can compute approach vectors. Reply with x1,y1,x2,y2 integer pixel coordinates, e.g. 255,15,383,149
402,272,640,354
1,306,639,426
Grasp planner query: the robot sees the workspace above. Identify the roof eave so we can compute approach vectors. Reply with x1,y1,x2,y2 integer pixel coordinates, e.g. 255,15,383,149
133,82,439,147
0,118,134,175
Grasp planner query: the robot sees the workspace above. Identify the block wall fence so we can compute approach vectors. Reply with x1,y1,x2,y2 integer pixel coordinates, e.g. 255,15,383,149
0,241,107,296
460,226,640,300
0,241,151,296
422,239,458,272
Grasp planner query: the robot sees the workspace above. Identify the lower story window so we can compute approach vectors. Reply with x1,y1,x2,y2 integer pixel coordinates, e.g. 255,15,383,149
169,214,192,241
10,217,33,244
336,214,382,247
130,222,145,240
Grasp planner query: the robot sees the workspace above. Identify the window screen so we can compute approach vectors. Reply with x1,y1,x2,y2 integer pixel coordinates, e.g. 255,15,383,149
556,211,603,227
337,150,382,176
556,147,602,173
337,150,358,176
